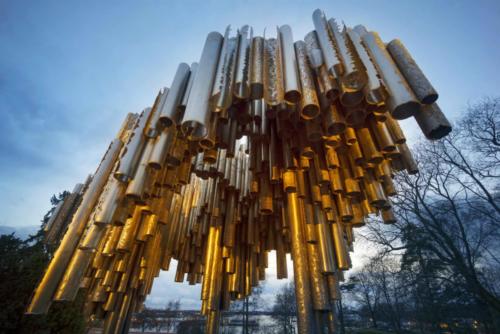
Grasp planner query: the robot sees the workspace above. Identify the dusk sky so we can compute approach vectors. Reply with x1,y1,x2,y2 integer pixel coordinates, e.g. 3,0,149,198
1,0,499,308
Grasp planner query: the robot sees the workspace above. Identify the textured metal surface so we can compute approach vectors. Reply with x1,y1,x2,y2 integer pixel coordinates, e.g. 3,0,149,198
28,8,450,334
415,103,452,140
386,39,438,105
357,27,421,120
250,36,264,99
212,27,238,112
295,41,320,119
234,25,252,100
312,9,341,78
264,37,284,106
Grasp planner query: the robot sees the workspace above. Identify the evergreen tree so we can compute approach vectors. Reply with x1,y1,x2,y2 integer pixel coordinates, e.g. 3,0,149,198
0,192,85,333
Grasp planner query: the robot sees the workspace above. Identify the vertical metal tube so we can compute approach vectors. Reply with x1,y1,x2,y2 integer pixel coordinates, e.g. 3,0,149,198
234,26,252,100
312,9,341,78
264,38,284,106
212,27,238,112
279,25,301,103
286,190,315,333
182,32,223,140
159,63,191,127
250,37,264,99
294,40,320,120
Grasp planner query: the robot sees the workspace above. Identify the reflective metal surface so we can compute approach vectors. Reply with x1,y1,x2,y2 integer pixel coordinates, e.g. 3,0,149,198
28,8,450,334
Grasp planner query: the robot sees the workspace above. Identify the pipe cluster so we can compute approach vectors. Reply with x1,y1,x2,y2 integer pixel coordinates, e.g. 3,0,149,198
28,9,451,334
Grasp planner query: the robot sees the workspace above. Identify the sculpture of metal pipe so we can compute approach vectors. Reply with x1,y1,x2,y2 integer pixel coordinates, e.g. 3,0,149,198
182,32,223,141
328,18,366,107
148,127,176,169
146,89,168,137
414,104,452,142
159,63,191,127
295,40,320,120
279,25,302,103
179,62,198,114
386,39,438,105
304,31,323,69
355,25,420,120
212,27,238,113
250,36,264,99
287,190,315,334
234,25,252,100
264,37,285,107
312,9,341,78
27,138,122,314
346,28,385,106
28,9,451,334
114,108,150,182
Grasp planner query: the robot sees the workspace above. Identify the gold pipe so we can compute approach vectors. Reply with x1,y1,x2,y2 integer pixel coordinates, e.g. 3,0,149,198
331,221,350,270
287,190,315,333
27,139,122,314
306,242,329,310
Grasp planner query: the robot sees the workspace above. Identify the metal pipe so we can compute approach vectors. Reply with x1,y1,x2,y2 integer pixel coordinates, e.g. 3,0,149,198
355,25,420,119
159,63,191,127
279,25,301,103
386,39,438,105
182,32,223,141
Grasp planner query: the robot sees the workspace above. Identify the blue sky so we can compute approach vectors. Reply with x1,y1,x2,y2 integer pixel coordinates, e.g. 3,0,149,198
1,0,499,308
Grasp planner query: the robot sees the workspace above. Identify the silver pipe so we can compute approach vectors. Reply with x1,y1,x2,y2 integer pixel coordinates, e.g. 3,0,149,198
312,9,341,78
386,39,438,105
148,127,176,169
115,108,152,183
178,62,198,116
304,30,323,69
356,25,420,119
294,41,320,120
328,19,365,106
146,88,168,137
328,19,364,89
159,63,191,127
234,25,252,99
279,25,301,103
212,26,238,113
346,27,385,105
182,32,223,141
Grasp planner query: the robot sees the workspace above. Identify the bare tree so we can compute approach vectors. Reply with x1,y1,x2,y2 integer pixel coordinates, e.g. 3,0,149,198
133,307,155,332
163,299,180,332
272,282,297,334
228,284,265,334
362,97,500,331
342,266,380,328
343,255,409,333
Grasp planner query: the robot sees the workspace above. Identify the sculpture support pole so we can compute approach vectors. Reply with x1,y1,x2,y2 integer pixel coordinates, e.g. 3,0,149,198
286,185,315,334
